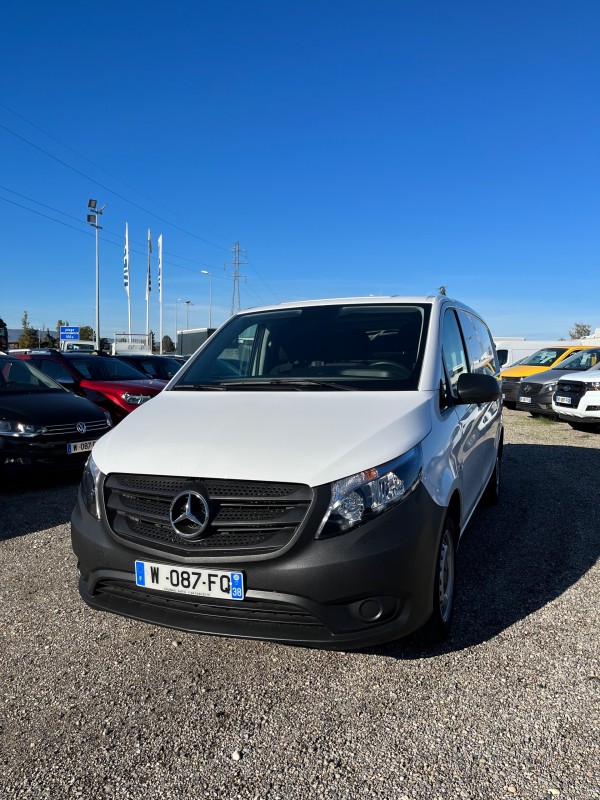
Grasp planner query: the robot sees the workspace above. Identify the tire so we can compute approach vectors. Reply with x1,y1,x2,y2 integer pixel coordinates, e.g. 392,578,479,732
421,516,457,643
482,453,501,505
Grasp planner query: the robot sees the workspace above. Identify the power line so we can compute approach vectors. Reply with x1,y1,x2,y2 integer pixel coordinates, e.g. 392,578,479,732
0,122,231,251
0,101,232,247
0,185,224,271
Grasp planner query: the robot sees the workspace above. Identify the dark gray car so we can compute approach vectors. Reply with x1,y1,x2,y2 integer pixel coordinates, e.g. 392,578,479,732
516,347,600,416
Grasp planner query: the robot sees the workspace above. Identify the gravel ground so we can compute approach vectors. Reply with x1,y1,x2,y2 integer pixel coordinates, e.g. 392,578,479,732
0,409,598,800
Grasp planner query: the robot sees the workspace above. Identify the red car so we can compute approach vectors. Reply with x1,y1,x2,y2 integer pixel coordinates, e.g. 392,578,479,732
17,350,166,424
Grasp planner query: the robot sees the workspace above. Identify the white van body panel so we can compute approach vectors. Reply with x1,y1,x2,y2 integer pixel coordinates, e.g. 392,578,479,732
92,390,434,488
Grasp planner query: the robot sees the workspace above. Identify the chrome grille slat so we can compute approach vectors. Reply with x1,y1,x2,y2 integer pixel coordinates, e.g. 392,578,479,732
44,420,109,435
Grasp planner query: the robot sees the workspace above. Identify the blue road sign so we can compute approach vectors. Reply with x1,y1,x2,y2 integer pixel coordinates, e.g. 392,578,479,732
60,326,80,340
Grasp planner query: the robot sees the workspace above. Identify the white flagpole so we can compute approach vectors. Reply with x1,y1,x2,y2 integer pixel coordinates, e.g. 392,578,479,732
146,228,152,340
158,234,163,354
124,223,131,335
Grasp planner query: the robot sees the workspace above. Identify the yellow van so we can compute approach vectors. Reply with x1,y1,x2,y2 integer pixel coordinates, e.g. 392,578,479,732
501,345,594,407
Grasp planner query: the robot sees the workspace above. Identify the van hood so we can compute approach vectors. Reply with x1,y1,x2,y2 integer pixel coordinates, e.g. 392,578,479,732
92,390,433,486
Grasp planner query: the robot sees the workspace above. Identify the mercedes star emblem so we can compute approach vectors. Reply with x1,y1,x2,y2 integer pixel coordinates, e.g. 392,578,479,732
169,491,210,539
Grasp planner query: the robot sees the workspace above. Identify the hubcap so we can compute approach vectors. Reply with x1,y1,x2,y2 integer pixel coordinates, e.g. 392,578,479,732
438,529,455,623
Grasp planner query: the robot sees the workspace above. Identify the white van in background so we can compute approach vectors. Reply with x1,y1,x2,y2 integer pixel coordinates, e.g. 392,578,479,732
494,338,581,368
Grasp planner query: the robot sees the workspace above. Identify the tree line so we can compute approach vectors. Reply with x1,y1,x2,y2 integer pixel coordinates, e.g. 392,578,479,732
17,310,175,352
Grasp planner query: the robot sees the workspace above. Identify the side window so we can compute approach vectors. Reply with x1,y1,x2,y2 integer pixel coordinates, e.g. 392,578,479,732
37,360,73,383
458,311,499,377
139,360,158,377
441,309,469,401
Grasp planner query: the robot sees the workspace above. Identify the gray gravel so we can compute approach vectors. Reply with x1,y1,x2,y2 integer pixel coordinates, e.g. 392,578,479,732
1,409,598,799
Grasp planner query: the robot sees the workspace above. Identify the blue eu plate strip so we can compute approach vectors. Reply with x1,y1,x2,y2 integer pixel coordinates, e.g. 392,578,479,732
230,572,244,601
135,561,146,587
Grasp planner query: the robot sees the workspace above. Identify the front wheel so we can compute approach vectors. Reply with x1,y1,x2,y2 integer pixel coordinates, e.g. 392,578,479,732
422,517,457,643
482,454,501,505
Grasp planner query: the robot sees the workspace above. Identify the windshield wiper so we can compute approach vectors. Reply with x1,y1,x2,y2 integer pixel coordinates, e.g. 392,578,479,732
220,379,355,391
171,383,227,391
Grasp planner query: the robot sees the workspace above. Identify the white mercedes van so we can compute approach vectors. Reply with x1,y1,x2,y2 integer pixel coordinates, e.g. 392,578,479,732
72,295,503,649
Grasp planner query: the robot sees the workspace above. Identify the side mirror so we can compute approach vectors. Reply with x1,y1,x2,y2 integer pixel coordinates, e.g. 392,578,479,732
456,372,501,404
58,376,75,388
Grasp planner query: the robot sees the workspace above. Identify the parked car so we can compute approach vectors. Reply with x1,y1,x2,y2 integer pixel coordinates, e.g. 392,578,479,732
72,295,503,649
516,347,600,417
16,350,166,424
494,339,579,369
501,345,594,408
112,354,185,381
0,354,112,474
552,364,600,429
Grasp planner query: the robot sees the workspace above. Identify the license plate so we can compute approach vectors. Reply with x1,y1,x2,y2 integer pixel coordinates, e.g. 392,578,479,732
519,396,532,404
555,395,572,405
67,439,97,454
135,561,245,601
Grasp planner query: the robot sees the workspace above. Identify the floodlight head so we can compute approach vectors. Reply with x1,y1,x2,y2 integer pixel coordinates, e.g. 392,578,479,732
201,270,209,275
87,214,95,224
88,199,97,210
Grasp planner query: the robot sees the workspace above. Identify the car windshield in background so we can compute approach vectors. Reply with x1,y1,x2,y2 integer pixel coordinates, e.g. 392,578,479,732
521,348,568,367
172,304,431,391
69,357,151,381
554,348,600,371
0,358,66,393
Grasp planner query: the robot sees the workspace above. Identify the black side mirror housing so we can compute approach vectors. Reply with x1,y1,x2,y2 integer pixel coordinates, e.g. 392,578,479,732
456,373,501,404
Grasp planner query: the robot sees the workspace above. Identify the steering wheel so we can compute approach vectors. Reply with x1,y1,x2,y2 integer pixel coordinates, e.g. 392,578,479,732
369,360,410,377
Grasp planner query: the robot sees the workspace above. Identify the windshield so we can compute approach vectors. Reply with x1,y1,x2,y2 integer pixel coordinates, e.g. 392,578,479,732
520,347,568,367
69,357,153,381
0,358,66,393
555,348,600,371
172,303,431,391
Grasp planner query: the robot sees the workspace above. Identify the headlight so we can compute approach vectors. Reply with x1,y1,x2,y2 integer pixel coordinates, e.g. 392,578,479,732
586,382,600,391
81,454,103,519
545,382,556,393
0,421,46,437
104,411,113,427
121,393,152,406
316,445,423,538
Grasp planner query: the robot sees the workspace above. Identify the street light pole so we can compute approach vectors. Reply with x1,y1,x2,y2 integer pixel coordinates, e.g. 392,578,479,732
87,199,106,350
200,270,213,328
184,300,192,329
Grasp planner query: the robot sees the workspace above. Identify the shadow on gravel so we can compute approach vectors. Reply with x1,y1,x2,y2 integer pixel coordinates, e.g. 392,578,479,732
368,442,600,660
0,472,81,540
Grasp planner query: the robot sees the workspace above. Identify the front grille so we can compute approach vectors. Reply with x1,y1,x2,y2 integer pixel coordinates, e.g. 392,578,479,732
104,473,313,556
556,382,586,396
502,377,521,384
520,383,541,396
44,419,110,436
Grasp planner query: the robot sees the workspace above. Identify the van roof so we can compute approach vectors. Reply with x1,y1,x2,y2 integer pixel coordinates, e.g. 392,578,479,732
236,295,458,315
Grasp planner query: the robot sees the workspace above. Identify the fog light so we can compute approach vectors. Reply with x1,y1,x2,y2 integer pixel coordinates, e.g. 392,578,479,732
358,599,384,622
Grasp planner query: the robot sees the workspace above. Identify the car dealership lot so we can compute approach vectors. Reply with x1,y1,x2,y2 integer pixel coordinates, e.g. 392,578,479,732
0,410,598,800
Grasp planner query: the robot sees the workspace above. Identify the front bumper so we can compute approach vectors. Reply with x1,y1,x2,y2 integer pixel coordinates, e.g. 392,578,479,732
553,390,600,423
0,438,92,473
516,389,556,416
501,379,523,405
71,481,446,649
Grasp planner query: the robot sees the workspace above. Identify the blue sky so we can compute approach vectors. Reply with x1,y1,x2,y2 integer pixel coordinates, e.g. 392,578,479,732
1,0,599,341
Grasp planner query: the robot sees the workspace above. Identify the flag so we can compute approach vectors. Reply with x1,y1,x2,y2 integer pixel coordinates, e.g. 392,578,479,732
158,234,163,302
146,228,152,301
123,223,130,297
